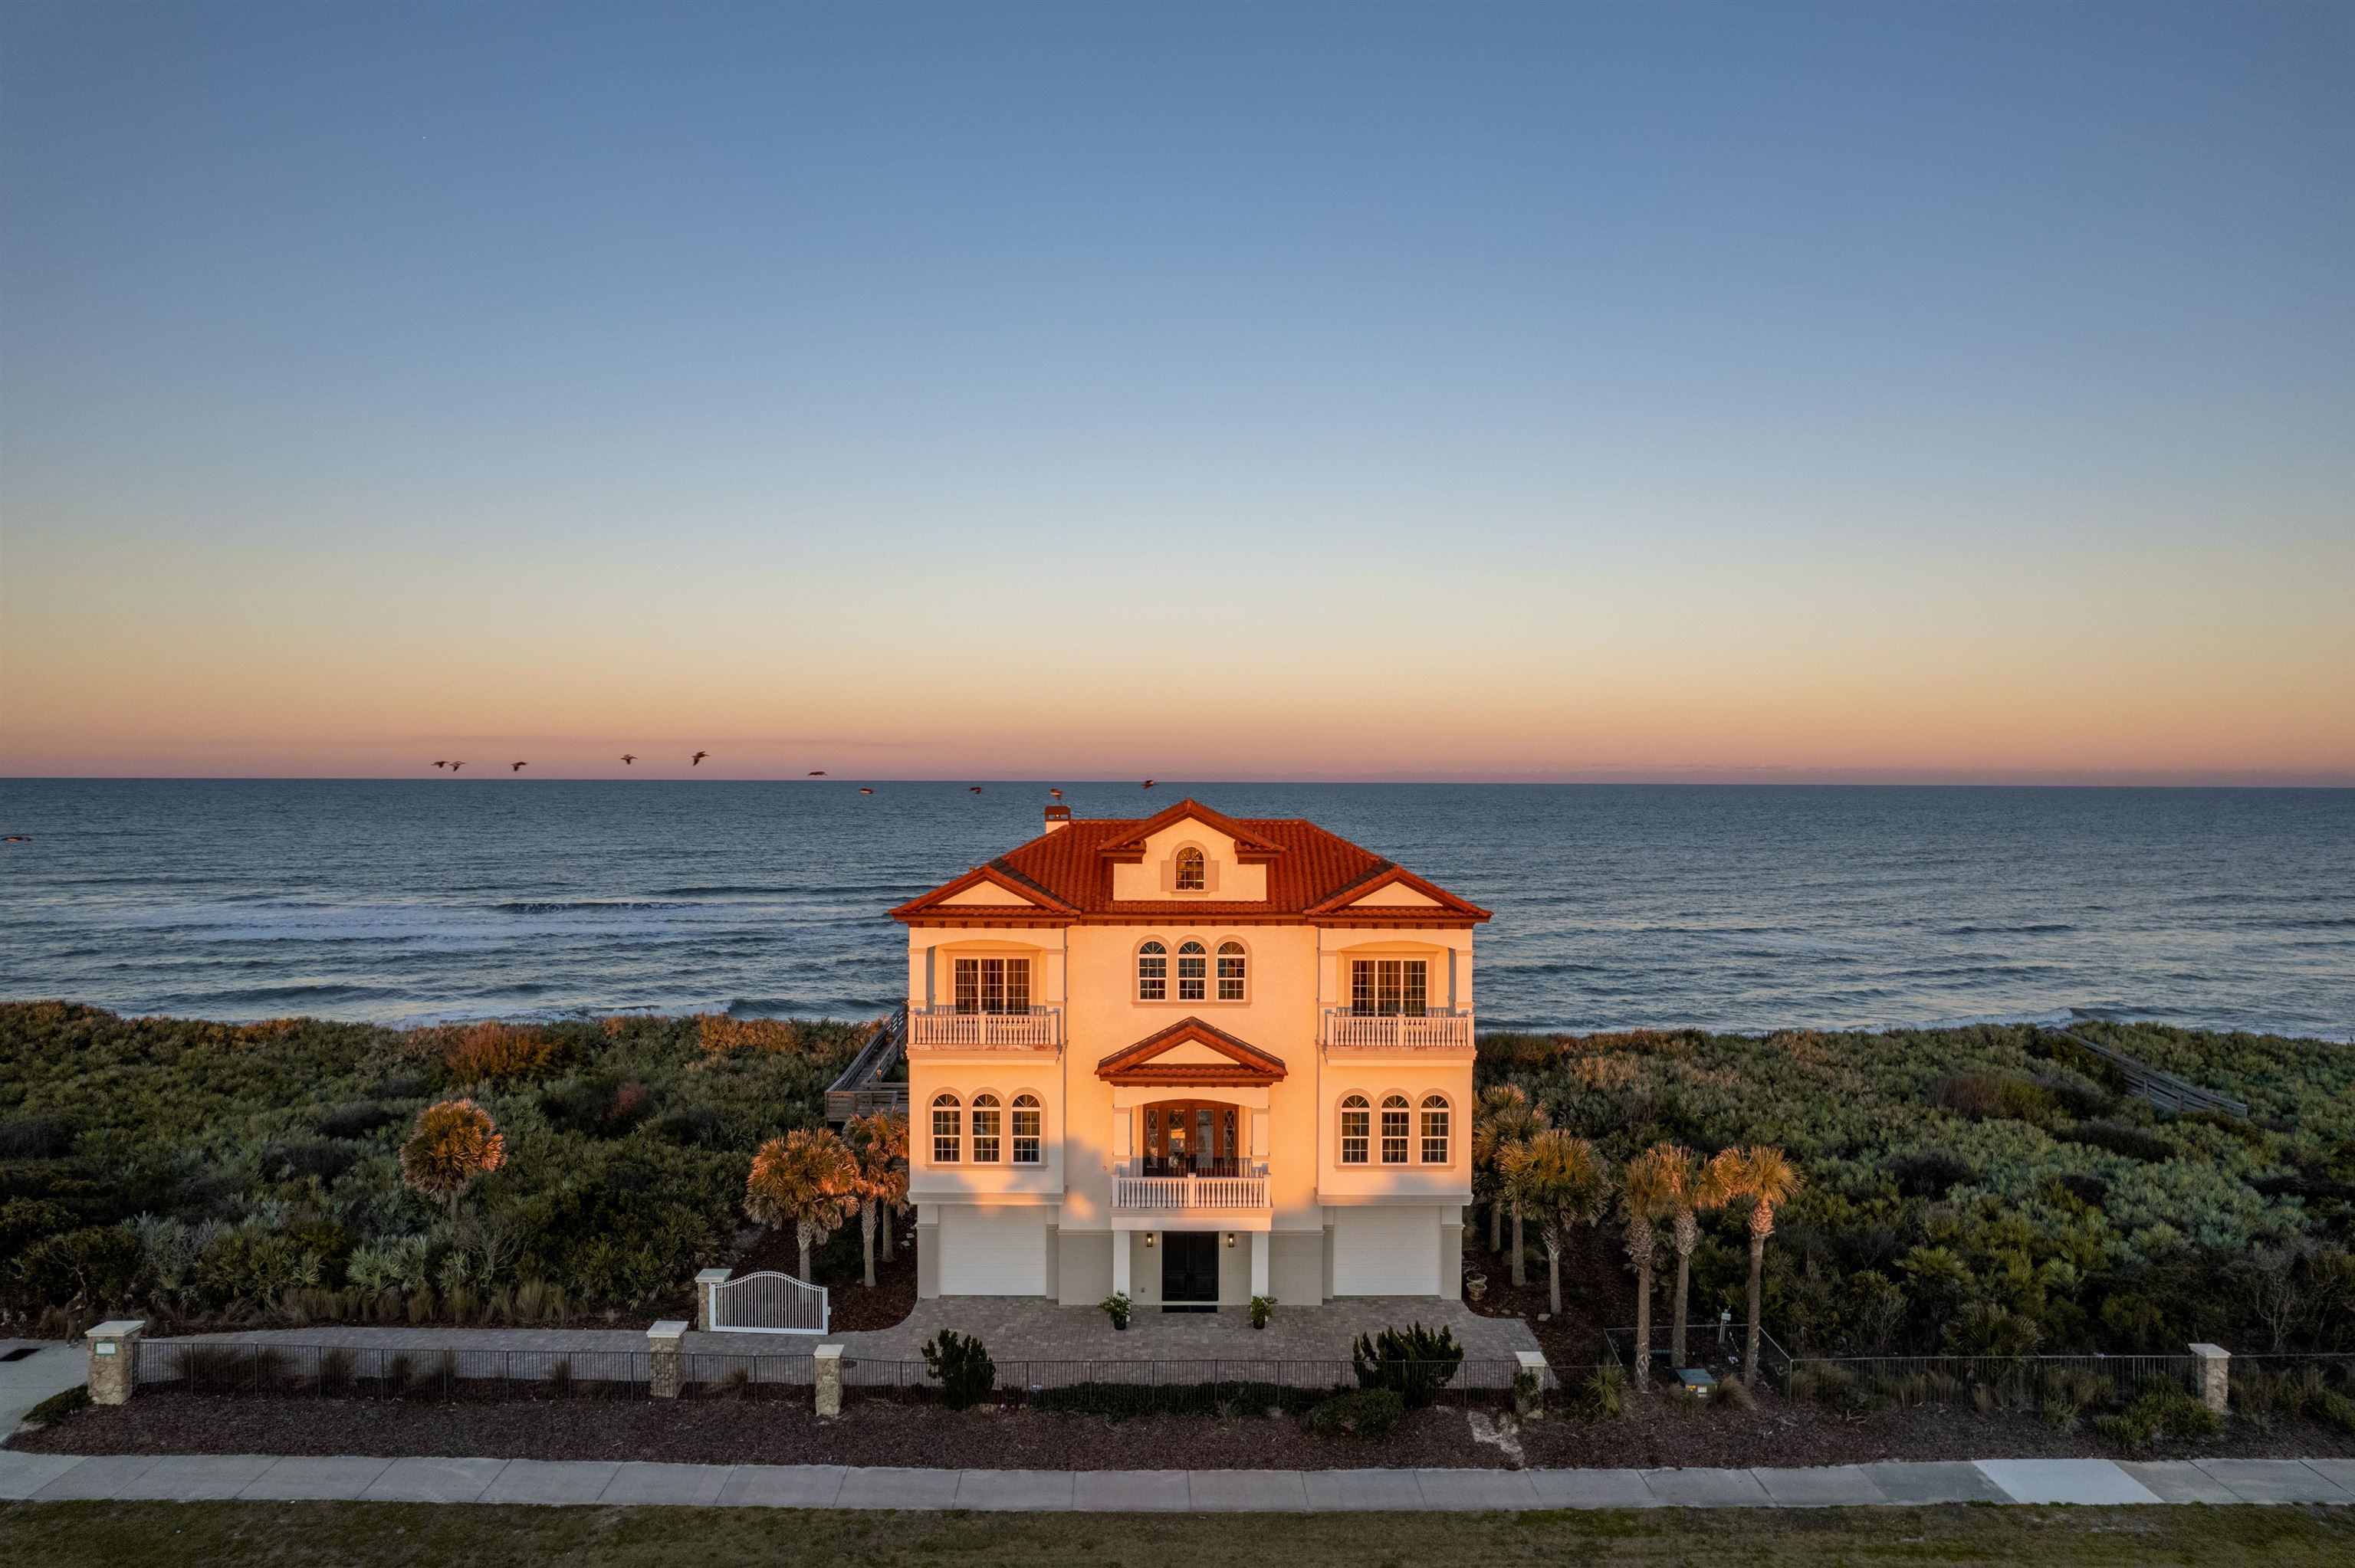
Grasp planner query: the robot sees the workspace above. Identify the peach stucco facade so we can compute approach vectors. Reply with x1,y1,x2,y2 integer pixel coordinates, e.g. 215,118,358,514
890,800,1490,1307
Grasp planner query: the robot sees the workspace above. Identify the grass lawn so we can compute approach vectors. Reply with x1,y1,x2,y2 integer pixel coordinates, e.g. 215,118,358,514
4,1502,2353,1567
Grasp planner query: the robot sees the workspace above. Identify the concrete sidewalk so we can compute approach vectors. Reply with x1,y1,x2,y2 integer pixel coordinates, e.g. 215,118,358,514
4,1450,2350,1509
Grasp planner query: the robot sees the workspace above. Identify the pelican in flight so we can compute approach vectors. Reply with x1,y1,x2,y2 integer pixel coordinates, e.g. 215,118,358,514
449,761,465,773
1048,788,1063,799
621,754,637,766
510,761,527,773
808,769,826,776
1141,779,1157,789
859,787,874,795
969,786,984,794
432,760,450,769
691,750,709,766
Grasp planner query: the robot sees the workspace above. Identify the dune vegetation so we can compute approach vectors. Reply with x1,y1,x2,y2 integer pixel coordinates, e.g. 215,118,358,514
1475,1021,2355,1359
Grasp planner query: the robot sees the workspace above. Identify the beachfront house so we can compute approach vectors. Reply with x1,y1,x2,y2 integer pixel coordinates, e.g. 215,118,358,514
888,800,1491,1308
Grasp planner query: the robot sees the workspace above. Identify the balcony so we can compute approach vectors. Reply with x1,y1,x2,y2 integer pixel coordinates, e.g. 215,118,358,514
1320,1008,1474,1051
906,1005,1063,1051
1112,1160,1270,1212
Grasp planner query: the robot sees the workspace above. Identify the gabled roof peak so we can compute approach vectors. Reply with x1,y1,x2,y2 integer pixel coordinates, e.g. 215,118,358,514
1095,799,1286,861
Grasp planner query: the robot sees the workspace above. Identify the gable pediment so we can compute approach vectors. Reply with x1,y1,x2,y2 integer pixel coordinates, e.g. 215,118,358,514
888,864,1076,921
1340,882,1440,907
1096,1017,1288,1086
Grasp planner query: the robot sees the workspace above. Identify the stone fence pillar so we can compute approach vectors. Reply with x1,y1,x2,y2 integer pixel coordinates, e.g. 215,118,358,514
813,1344,844,1418
694,1268,731,1333
648,1320,688,1399
86,1320,145,1406
1514,1350,1548,1421
2189,1343,2230,1415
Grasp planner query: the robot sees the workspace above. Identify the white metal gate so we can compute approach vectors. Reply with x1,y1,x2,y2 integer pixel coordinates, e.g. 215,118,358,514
705,1271,829,1334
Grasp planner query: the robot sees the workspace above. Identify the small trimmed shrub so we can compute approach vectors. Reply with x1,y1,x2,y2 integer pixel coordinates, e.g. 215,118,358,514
1352,1323,1463,1407
2096,1387,2222,1451
1581,1363,1627,1420
922,1330,995,1410
1304,1387,1406,1438
22,1386,88,1427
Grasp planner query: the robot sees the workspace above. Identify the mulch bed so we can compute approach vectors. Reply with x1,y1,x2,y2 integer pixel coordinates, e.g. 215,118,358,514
1460,1217,1625,1373
18,1386,2354,1471
734,1218,915,1334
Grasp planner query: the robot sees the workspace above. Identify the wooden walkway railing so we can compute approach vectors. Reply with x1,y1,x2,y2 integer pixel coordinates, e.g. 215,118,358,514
2043,1027,2248,1120
824,1007,909,1124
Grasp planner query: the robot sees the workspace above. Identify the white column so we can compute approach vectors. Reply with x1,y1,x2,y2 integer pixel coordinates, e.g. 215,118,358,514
1250,1232,1269,1298
1112,1231,1133,1297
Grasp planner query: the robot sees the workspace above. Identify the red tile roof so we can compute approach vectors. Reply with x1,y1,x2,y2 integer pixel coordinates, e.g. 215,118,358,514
889,799,1490,926
1095,1015,1289,1085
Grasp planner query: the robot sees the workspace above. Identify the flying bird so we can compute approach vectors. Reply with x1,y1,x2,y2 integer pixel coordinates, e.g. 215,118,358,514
621,754,636,766
969,786,984,794
1048,789,1063,799
808,769,826,776
449,761,465,773
1141,779,1157,789
432,760,449,770
510,762,527,773
691,751,709,766
859,787,874,795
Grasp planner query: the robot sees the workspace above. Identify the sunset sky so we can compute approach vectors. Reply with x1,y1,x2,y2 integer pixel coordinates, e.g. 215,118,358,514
2,2,2349,784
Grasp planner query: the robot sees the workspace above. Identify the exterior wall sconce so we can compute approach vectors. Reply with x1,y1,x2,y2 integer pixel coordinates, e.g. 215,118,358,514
1143,1232,1156,1248
1223,1232,1237,1248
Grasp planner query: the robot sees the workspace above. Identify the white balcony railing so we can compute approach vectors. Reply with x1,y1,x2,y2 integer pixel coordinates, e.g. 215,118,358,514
1319,1008,1474,1051
906,1005,1063,1051
1112,1162,1270,1212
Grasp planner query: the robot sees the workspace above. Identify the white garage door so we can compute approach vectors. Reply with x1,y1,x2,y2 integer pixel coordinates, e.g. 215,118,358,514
936,1207,1048,1295
1332,1206,1440,1296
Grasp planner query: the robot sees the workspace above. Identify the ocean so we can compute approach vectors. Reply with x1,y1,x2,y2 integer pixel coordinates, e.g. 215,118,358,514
1,780,2348,1039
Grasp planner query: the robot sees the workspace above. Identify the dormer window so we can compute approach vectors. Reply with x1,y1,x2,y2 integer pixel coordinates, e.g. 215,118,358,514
1174,846,1207,891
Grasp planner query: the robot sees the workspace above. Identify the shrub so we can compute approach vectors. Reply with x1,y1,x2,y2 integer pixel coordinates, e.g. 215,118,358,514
921,1330,996,1410
433,1023,558,1084
21,1386,88,1427
1304,1387,1406,1438
2316,1389,2355,1435
1581,1363,1627,1419
1352,1323,1463,1407
1249,1294,1275,1330
1933,1074,2061,1127
313,1102,399,1140
1886,1150,1975,1199
697,1015,806,1055
2064,1122,2177,1163
0,1119,74,1160
1099,1291,1132,1330
2096,1388,2222,1451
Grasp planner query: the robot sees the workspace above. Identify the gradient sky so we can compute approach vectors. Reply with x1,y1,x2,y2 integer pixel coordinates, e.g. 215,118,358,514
2,2,2349,783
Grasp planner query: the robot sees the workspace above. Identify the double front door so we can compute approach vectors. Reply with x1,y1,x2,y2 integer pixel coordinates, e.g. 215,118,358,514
1140,1101,1242,1176
1161,1230,1218,1307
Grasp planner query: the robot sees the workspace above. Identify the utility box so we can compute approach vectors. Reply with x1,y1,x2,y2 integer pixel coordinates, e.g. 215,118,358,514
1677,1367,1716,1400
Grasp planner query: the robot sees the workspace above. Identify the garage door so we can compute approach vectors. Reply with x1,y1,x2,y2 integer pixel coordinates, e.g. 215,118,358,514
936,1207,1049,1295
1331,1206,1440,1296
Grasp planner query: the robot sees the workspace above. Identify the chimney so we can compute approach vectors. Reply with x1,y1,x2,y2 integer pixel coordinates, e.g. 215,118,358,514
1043,804,1072,834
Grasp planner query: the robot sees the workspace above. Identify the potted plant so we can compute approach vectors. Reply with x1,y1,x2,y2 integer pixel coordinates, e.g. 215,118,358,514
1464,1271,1488,1303
1249,1294,1275,1330
1100,1291,1132,1330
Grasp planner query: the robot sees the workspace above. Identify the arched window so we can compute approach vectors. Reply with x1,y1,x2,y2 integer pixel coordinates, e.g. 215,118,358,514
1339,1095,1370,1165
1174,845,1206,891
931,1094,961,1164
1419,1094,1450,1164
971,1094,1001,1163
1137,941,1168,1001
1177,940,1207,1002
1010,1094,1043,1165
1216,940,1246,1002
1380,1095,1411,1164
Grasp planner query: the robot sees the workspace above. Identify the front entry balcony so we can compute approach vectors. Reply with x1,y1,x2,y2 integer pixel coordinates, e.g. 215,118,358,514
1112,1160,1270,1212
907,1005,1063,1050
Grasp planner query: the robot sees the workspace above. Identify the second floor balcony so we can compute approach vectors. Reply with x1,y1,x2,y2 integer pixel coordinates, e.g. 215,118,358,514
1112,1160,1270,1212
1320,1007,1474,1051
906,1004,1063,1051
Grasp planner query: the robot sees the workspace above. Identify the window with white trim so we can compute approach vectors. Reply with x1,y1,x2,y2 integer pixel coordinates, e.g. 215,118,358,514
1217,940,1246,1001
1178,940,1207,1002
971,1094,1001,1163
1350,959,1428,1017
931,1094,961,1163
1011,1094,1042,1165
1137,941,1167,1001
1420,1095,1450,1164
953,956,1031,1015
1174,845,1206,891
1340,1094,1370,1165
1381,1094,1411,1164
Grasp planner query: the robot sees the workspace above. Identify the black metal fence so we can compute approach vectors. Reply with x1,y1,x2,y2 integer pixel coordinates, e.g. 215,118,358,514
133,1340,655,1401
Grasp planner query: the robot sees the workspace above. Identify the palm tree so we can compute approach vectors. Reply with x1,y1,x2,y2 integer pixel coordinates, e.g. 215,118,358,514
744,1128,862,1281
844,1110,909,1288
1719,1145,1802,1386
1474,1085,1549,1287
1502,1130,1611,1316
1618,1146,1681,1390
1663,1146,1732,1370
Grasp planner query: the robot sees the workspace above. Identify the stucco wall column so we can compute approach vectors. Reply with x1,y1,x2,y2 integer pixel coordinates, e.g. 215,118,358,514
1113,1230,1134,1297
1250,1231,1269,1297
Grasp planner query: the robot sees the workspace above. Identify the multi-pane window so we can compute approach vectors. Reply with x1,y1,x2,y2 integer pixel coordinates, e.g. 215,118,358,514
1174,846,1206,891
1340,1095,1370,1164
931,1094,961,1163
1420,1096,1450,1164
1380,1095,1411,1163
1177,940,1207,1001
1216,941,1246,1001
953,956,1030,1015
971,1094,1001,1163
1011,1094,1042,1165
1350,959,1429,1017
1137,942,1168,1001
